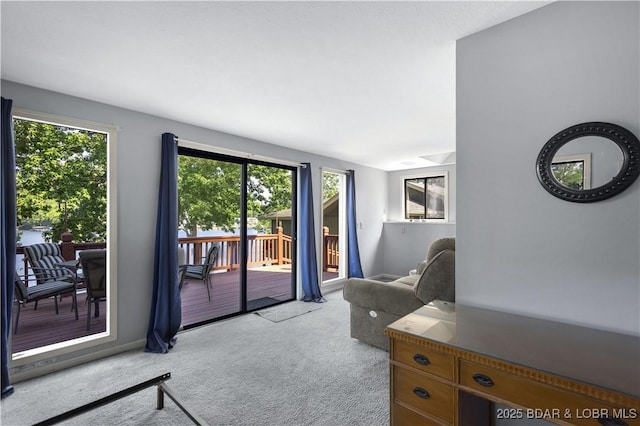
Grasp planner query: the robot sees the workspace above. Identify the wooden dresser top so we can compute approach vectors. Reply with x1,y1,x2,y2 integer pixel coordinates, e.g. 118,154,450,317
386,301,640,399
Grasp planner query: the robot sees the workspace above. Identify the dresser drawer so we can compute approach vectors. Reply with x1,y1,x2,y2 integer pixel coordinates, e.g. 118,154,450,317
392,402,448,426
460,361,640,426
393,365,455,424
393,339,454,381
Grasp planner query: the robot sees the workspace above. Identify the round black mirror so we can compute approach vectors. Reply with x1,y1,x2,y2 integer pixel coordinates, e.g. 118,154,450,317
536,122,640,202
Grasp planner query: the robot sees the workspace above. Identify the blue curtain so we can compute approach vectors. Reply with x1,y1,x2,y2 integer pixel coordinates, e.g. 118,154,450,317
1,98,16,398
144,133,182,353
299,163,325,303
346,170,364,278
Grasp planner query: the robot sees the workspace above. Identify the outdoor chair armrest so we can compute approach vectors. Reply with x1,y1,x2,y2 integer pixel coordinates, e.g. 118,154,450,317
31,266,78,283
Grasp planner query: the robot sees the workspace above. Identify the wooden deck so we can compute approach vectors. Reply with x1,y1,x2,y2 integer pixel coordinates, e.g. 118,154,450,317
10,291,106,355
10,268,339,354
181,267,297,327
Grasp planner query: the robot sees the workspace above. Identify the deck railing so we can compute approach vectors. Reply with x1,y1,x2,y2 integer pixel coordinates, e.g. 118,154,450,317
16,226,338,283
179,227,293,271
323,227,339,271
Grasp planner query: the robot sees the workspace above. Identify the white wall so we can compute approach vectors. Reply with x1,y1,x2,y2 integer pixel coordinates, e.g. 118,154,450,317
457,1,640,335
382,222,456,276
2,80,387,374
383,164,456,275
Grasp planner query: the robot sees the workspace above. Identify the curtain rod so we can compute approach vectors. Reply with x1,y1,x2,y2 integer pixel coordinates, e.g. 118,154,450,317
175,137,306,168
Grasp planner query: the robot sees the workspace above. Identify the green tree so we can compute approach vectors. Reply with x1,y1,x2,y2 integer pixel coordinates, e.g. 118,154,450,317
178,157,242,236
551,161,584,190
323,172,340,201
177,157,294,236
14,119,107,243
247,165,292,233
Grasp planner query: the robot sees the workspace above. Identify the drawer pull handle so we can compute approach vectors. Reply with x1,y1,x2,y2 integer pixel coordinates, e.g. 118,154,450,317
413,354,430,365
412,386,430,399
598,418,628,426
472,373,494,387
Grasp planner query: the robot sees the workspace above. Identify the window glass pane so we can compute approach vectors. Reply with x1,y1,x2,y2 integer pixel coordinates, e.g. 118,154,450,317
322,171,343,283
426,176,445,219
551,161,584,190
13,117,109,353
405,178,426,219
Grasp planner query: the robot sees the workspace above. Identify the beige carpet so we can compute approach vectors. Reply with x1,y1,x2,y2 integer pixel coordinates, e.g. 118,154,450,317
1,290,389,426
255,300,322,323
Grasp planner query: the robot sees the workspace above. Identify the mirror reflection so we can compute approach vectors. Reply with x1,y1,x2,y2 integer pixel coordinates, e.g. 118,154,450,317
551,136,623,190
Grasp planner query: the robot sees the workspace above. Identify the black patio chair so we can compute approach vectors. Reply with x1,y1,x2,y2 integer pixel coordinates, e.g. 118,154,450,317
23,242,81,312
13,273,78,334
181,243,220,301
79,249,107,331
23,243,77,284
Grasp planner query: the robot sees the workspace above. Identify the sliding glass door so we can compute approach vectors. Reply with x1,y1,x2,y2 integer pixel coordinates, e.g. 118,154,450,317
246,164,296,310
178,148,296,328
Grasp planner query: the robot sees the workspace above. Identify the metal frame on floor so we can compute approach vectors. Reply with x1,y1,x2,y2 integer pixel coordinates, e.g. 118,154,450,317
32,372,208,426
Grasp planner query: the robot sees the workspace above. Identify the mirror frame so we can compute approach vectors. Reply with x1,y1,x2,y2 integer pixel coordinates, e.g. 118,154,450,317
536,122,640,202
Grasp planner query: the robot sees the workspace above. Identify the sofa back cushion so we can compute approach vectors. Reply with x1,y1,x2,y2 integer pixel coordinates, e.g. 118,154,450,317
426,237,455,262
413,249,455,304
416,237,455,275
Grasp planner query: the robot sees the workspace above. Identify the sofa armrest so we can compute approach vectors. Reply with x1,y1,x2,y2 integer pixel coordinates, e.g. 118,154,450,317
343,278,425,316
416,259,429,275
414,249,455,304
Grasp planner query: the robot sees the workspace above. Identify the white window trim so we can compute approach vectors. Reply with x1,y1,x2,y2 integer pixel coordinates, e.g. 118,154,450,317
320,168,347,284
10,108,118,366
402,170,449,223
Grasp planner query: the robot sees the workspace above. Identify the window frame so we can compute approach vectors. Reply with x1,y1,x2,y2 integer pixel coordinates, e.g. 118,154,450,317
10,108,118,367
320,168,347,285
402,171,449,222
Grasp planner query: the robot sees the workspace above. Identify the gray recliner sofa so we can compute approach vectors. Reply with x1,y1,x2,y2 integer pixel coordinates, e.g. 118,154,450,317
343,237,455,350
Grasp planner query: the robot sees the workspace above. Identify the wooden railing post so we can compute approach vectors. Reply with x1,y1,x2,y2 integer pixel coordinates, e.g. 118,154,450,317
60,231,75,260
194,243,202,265
276,226,284,265
322,226,329,272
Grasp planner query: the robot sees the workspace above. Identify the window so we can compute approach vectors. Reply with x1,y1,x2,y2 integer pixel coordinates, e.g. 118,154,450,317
321,169,346,284
551,153,591,190
11,108,117,364
404,172,448,221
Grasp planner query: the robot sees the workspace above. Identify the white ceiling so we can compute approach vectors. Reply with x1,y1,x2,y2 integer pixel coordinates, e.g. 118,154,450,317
1,1,548,171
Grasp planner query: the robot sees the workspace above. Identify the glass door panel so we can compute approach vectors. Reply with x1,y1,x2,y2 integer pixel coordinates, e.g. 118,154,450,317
178,153,243,327
245,164,296,311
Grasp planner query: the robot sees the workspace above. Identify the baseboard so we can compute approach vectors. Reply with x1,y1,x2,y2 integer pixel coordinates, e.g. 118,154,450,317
321,278,347,294
10,339,146,383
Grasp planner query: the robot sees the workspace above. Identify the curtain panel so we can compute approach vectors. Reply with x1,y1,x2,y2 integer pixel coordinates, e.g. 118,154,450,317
144,133,182,353
1,97,16,398
299,163,325,303
346,170,364,278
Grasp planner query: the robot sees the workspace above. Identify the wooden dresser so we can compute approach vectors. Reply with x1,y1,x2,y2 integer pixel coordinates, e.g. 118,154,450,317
384,302,640,426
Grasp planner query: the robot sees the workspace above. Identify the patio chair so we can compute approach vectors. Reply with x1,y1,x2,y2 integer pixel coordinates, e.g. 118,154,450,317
23,242,80,313
79,249,107,331
13,273,78,334
23,242,77,285
182,243,220,301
